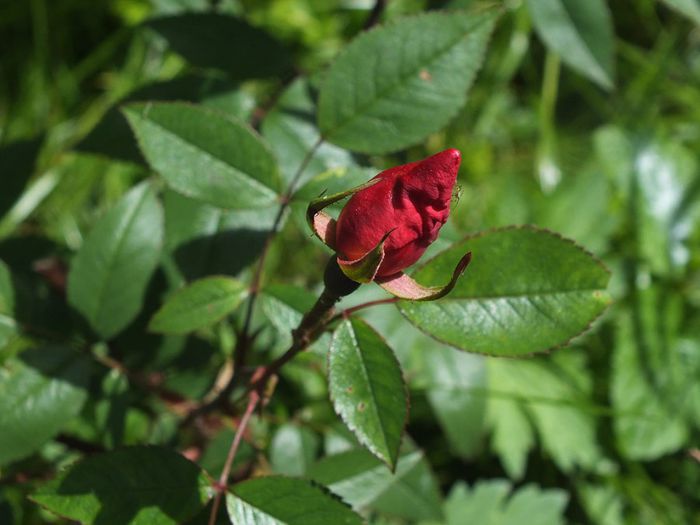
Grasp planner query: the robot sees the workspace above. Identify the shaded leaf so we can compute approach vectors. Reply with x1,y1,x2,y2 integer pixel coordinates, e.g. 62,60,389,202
0,138,42,218
318,10,497,154
526,0,615,89
32,446,211,525
0,347,92,465
262,79,354,187
226,476,362,525
79,75,255,164
399,227,611,356
149,276,247,335
329,318,408,469
67,182,163,340
124,103,280,209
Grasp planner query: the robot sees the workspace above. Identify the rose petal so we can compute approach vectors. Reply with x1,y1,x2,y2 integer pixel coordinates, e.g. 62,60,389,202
311,211,337,249
378,252,471,301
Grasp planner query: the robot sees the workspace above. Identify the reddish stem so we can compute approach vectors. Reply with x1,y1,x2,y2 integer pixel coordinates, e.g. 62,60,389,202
207,391,260,525
330,297,399,323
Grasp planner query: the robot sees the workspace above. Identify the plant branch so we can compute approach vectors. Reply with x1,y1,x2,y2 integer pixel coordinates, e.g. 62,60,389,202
239,137,324,352
363,0,387,29
208,389,260,525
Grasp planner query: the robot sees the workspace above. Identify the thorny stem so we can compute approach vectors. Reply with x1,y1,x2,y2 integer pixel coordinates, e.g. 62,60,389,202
234,287,342,406
207,390,260,525
208,288,341,524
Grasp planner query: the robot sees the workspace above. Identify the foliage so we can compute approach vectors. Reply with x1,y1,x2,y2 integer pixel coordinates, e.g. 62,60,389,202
1,0,699,524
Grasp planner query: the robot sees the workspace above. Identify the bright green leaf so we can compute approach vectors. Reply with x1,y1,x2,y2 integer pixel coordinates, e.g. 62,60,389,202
226,476,362,525
309,448,443,522
423,346,487,459
124,103,280,209
329,318,408,469
149,276,246,335
526,0,615,89
0,347,92,465
270,423,320,476
67,181,163,340
318,10,497,154
438,480,568,525
0,259,14,315
612,310,688,460
32,446,211,525
399,227,611,356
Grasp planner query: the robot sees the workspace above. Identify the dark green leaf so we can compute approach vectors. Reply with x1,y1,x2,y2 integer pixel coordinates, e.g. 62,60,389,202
399,227,611,356
78,75,254,164
0,347,92,465
329,318,408,469
32,446,212,525
67,181,164,340
318,10,497,154
124,103,280,209
163,190,273,284
310,448,443,521
660,0,700,25
226,476,362,525
0,138,41,218
149,276,246,335
146,13,290,79
526,0,615,89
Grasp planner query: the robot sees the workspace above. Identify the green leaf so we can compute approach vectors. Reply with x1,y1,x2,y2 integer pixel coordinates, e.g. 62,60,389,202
486,351,605,477
226,476,362,525
422,345,486,459
146,13,290,79
329,318,408,469
123,102,280,209
79,74,255,164
0,347,92,465
270,423,320,476
612,310,688,460
399,227,611,356
67,181,164,340
162,190,274,284
149,276,246,335
318,10,497,154
32,446,211,525
438,480,568,525
262,79,354,186
526,0,615,89
660,0,700,25
309,448,443,521
0,259,15,315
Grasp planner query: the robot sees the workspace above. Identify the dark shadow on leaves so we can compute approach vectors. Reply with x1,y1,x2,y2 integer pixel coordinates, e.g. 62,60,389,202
173,228,267,281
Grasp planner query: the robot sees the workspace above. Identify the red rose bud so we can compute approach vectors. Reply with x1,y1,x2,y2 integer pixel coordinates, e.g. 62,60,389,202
335,148,461,277
306,148,471,301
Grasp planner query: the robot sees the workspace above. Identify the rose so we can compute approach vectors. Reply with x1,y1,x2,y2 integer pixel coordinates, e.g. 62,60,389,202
307,149,472,300
336,148,461,278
